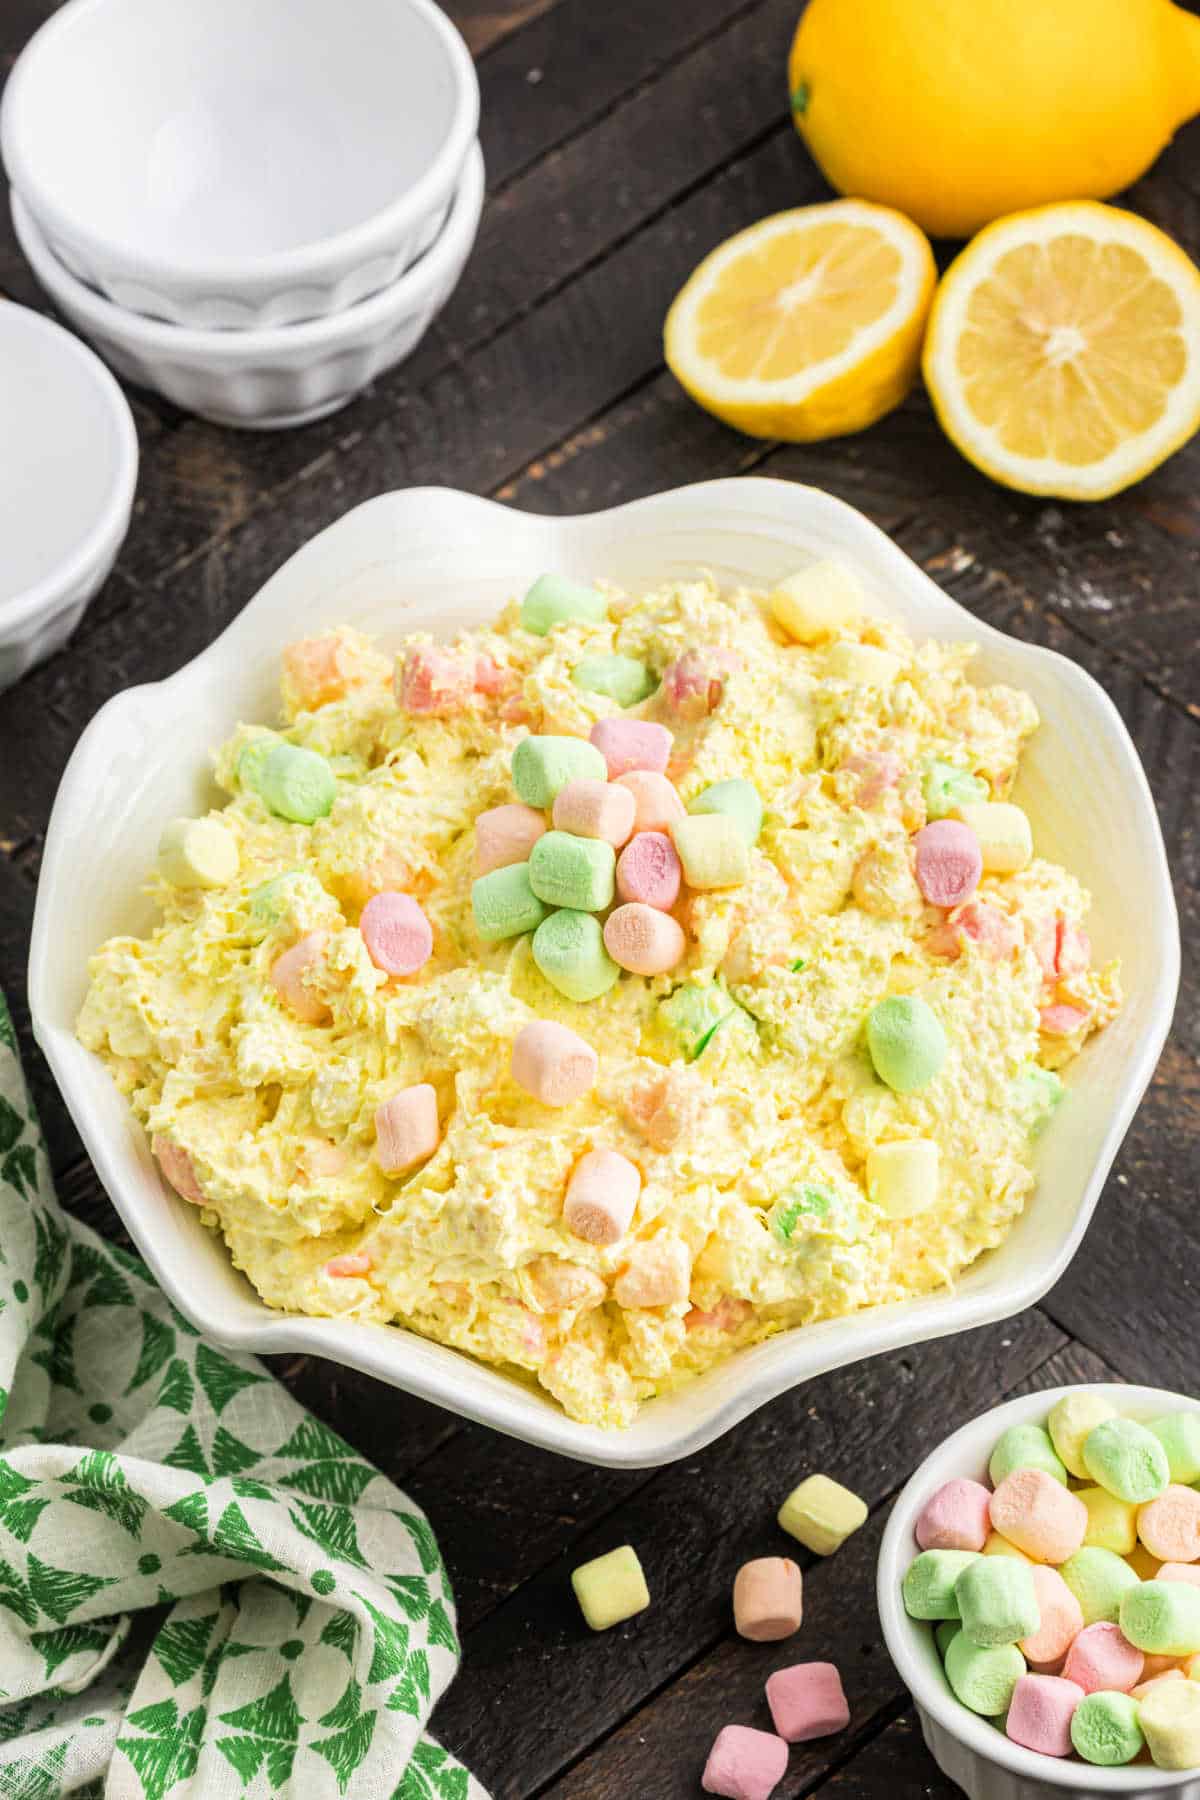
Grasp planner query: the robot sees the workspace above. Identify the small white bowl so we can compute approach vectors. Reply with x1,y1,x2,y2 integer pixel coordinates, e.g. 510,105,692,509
1,0,479,328
879,1383,1200,1800
0,301,137,690
10,142,484,429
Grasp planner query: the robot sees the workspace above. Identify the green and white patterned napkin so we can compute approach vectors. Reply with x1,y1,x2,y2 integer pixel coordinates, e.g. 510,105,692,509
0,994,485,1800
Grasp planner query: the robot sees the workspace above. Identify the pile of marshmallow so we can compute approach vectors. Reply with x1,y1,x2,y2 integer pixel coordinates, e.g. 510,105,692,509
903,1389,1200,1768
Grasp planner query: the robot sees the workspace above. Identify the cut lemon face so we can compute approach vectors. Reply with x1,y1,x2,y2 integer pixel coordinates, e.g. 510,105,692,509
664,200,936,442
924,202,1200,500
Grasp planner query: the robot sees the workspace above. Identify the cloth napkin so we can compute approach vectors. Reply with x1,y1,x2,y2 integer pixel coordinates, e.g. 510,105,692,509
0,993,485,1800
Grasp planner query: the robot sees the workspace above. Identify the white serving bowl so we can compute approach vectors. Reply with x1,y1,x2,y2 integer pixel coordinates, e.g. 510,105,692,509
10,143,484,429
28,481,1179,1466
0,301,137,690
1,0,479,328
879,1384,1200,1800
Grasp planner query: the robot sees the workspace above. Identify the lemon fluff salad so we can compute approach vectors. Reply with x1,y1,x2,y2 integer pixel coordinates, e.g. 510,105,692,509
78,560,1120,1429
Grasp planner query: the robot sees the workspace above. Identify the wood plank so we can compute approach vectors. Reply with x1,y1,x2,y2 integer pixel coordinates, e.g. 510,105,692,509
800,1713,958,1800
429,1309,1066,1798
446,0,560,60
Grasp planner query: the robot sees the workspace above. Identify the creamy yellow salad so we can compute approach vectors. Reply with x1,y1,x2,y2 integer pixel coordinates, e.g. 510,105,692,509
78,562,1120,1428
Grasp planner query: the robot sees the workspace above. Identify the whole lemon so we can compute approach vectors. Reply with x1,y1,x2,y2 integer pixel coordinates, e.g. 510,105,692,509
788,0,1200,238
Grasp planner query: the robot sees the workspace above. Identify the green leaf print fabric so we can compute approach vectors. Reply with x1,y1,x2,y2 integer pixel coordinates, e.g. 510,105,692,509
0,995,486,1800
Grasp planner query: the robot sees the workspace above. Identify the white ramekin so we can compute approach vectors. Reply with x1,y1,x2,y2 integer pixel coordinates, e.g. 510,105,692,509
9,143,484,429
1,0,479,328
0,301,137,690
879,1384,1200,1800
28,482,1179,1466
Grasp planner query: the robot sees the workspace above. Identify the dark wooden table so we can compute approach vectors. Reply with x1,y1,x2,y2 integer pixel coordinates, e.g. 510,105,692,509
2,2,1198,1794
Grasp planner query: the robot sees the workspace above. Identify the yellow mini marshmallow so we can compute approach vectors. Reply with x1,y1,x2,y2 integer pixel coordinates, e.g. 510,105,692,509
571,1545,650,1631
157,817,239,890
1079,1485,1140,1556
1186,1652,1200,1681
769,560,865,643
866,1139,940,1220
954,801,1033,874
1139,1676,1200,1770
670,813,750,890
983,1531,1032,1562
1048,1392,1118,1479
778,1474,868,1556
824,641,903,686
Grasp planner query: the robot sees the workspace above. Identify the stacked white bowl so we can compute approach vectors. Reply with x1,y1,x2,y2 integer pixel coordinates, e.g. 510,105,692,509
1,0,482,427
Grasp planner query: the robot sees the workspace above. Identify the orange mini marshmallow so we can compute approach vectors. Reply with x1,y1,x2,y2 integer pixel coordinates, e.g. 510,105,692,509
990,1467,1089,1564
475,803,548,875
151,1134,206,1205
1021,1565,1085,1666
553,778,636,848
1138,1487,1200,1564
374,1083,440,1175
325,1252,372,1279
612,1235,691,1308
603,902,686,976
270,931,331,1024
563,1149,640,1246
1132,1671,1187,1703
733,1557,804,1642
615,770,686,835
511,1020,598,1106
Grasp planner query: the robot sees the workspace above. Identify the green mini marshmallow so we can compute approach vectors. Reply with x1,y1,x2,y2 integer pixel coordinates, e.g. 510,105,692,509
1012,1063,1065,1138
922,759,987,820
247,871,326,936
572,655,655,707
902,1550,980,1621
521,574,607,637
954,1556,1040,1648
866,995,947,1093
943,1632,1025,1717
770,1183,834,1243
1071,1692,1144,1766
528,831,616,912
532,909,620,1002
1148,1413,1200,1486
1120,1580,1200,1656
236,736,278,794
988,1423,1068,1489
935,1620,958,1660
472,864,550,943
1059,1547,1141,1625
257,744,337,824
1082,1416,1170,1503
688,778,764,847
658,984,738,1061
512,735,608,808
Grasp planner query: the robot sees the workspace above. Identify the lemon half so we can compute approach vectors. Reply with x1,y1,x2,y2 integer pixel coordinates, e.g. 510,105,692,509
664,199,936,442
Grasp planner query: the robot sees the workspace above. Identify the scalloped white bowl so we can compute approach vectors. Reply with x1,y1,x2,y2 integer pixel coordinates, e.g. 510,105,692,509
28,480,1179,1466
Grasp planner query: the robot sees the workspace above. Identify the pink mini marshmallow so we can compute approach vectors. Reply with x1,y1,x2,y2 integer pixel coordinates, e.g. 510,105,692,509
1040,1002,1091,1037
701,1725,788,1800
589,717,672,780
615,770,686,835
374,1084,440,1175
686,1297,753,1333
927,900,1017,961
989,1467,1089,1564
152,1135,205,1205
511,1020,598,1106
563,1149,640,1246
663,648,740,721
1062,1621,1144,1695
397,645,474,716
1020,1565,1085,1666
616,830,682,909
1038,917,1091,980
733,1557,803,1642
915,1478,993,1553
270,931,331,1025
474,654,512,697
1137,1486,1200,1564
325,1252,372,1279
612,1235,690,1308
840,749,901,806
360,891,433,977
766,1663,850,1743
552,777,636,847
474,803,548,876
1159,1563,1200,1588
914,820,983,909
1005,1675,1084,1758
603,902,686,976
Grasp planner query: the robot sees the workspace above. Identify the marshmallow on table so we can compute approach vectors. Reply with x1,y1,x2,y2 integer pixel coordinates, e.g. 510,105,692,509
1062,1621,1145,1695
670,813,750,890
552,778,636,848
603,903,686,976
529,831,616,911
1048,1391,1117,1479
511,1020,597,1106
532,909,620,1001
944,1632,1026,1716
778,1474,868,1556
1120,1579,1200,1655
1140,1678,1200,1770
1020,1566,1084,1666
952,801,1033,874
1070,1691,1144,1765
865,995,947,1093
572,653,655,707
359,891,433,976
512,734,608,808
689,778,764,847
563,1149,640,1247
521,573,607,636
769,561,865,643
589,717,672,780
374,1083,440,1175
1078,1486,1138,1555
1006,1674,1085,1757
257,743,337,823
990,1467,1089,1564
732,1557,803,1641
616,831,682,910
903,1550,980,1619
1137,1485,1200,1563
988,1423,1068,1488
616,770,686,834
475,802,548,875
701,1725,788,1800
271,931,331,1024
866,1141,939,1219
955,1557,1040,1648
570,1544,649,1630
1060,1546,1141,1624
472,863,550,942
157,816,239,889
1083,1416,1170,1503
766,1663,850,1742
916,1479,993,1553
913,821,982,909
1149,1412,1200,1485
